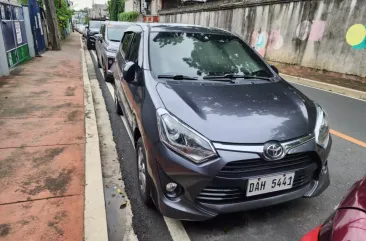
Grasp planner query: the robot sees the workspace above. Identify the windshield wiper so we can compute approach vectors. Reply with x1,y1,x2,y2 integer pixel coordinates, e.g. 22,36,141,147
158,75,198,80
203,74,272,81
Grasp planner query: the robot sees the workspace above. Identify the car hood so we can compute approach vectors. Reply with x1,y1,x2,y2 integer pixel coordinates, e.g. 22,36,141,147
156,81,316,143
89,28,99,34
108,41,120,51
338,176,366,211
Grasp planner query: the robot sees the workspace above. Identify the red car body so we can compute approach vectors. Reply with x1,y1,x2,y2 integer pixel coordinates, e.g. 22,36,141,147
301,176,366,241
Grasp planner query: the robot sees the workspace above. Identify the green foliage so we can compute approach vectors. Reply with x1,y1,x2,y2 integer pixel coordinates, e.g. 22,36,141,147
84,15,89,24
118,11,139,22
55,0,73,39
109,0,125,21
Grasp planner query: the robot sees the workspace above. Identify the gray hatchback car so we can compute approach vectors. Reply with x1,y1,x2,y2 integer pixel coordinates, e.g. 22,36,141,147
95,21,132,81
114,23,331,221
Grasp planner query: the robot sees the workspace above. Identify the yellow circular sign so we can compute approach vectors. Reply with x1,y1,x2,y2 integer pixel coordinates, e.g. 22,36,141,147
346,24,366,46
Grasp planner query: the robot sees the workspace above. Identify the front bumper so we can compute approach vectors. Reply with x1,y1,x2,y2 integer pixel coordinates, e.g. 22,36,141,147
151,135,331,221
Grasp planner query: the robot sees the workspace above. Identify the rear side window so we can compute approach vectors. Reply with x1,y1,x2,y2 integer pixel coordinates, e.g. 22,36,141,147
121,33,134,58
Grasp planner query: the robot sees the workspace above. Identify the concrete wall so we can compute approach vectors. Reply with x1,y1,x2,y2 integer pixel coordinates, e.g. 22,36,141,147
160,0,366,77
125,0,162,15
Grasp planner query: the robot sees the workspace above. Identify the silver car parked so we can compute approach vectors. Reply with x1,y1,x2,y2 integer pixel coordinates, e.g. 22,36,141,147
95,21,132,82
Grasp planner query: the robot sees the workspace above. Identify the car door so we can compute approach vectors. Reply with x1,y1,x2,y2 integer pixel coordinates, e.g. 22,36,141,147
115,30,143,131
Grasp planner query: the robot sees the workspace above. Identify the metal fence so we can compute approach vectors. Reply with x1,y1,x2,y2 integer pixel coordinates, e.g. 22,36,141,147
0,2,30,68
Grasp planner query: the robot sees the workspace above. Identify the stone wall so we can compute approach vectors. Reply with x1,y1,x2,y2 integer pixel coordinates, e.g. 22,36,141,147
160,0,366,77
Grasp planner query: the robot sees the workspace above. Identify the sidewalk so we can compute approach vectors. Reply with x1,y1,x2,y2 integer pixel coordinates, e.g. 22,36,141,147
0,33,84,240
268,61,366,92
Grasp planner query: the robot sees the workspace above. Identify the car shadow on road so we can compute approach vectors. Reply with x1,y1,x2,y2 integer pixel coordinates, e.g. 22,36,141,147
182,198,313,233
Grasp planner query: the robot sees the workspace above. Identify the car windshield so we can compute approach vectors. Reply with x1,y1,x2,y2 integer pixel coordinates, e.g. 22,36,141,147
89,21,103,29
108,25,129,41
149,32,273,79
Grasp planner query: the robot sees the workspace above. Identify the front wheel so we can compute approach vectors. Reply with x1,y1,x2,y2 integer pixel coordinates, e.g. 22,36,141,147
136,138,154,207
87,40,92,50
104,67,111,82
115,94,122,115
97,53,101,68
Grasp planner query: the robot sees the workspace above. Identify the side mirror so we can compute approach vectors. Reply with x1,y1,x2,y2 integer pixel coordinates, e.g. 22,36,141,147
123,62,136,83
95,34,102,40
270,65,279,74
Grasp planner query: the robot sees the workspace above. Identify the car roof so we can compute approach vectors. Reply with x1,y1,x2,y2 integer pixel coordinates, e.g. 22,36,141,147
104,21,133,26
136,23,232,35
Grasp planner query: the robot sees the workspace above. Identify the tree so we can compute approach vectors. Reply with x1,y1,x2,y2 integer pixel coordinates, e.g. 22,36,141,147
109,0,124,21
44,0,62,50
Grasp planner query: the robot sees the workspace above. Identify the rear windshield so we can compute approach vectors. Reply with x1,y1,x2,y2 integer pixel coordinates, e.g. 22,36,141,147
149,32,272,78
89,21,103,29
108,25,130,42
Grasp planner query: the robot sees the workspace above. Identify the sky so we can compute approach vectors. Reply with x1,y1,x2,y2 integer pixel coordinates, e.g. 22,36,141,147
72,0,108,10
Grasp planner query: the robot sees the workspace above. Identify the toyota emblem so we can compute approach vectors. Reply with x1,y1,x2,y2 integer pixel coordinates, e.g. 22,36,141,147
263,142,285,161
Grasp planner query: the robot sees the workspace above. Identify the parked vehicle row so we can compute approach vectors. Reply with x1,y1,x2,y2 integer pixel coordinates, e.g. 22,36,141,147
74,23,86,34
85,20,104,50
88,21,365,240
95,21,132,81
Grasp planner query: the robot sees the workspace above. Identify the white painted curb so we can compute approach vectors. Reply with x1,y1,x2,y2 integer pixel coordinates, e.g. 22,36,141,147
281,73,366,101
81,37,109,241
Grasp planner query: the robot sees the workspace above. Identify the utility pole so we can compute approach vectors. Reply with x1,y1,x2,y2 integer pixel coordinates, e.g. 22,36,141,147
44,0,62,50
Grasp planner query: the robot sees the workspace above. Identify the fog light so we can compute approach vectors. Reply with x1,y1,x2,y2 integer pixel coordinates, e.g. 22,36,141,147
166,182,177,192
108,59,113,65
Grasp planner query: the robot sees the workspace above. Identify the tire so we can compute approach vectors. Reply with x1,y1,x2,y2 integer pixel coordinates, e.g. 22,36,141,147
136,138,154,207
87,41,92,50
104,67,111,82
97,53,101,68
115,94,123,115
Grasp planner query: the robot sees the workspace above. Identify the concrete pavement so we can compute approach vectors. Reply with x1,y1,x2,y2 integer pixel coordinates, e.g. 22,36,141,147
0,34,84,241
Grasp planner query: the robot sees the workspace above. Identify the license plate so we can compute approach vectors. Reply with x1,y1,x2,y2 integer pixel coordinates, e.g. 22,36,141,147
246,172,295,197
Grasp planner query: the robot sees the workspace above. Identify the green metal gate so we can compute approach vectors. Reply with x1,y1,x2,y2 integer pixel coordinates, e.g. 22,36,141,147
0,2,31,68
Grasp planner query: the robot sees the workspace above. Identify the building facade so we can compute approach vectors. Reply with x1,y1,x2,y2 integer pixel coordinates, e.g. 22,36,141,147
88,3,108,20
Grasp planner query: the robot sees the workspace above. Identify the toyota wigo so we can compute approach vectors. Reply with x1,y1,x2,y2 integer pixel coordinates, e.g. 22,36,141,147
114,23,332,221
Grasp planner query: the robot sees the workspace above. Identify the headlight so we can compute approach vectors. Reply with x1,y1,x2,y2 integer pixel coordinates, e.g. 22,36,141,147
314,103,330,148
157,109,217,163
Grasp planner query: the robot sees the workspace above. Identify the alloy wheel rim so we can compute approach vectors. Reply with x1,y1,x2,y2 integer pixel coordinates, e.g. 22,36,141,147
138,147,146,194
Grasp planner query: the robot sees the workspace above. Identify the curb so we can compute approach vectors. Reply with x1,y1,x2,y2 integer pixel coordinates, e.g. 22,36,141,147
81,37,109,241
281,73,366,101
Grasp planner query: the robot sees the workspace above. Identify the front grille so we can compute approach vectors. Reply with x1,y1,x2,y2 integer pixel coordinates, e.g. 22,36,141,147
217,153,314,178
196,153,318,204
196,187,243,202
196,172,314,204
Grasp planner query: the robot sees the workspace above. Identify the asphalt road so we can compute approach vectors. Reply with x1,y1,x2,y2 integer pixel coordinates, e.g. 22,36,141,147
89,50,366,241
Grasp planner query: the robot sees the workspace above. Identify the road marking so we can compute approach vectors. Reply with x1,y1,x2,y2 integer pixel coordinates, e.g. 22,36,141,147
330,129,366,148
164,217,191,241
89,52,192,241
106,82,114,99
